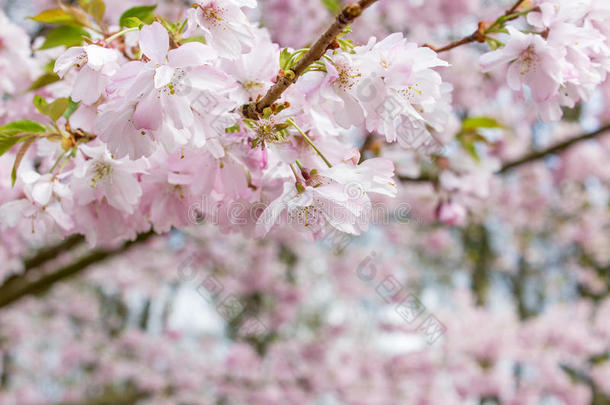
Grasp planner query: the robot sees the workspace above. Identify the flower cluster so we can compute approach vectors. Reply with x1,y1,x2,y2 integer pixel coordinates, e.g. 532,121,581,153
480,0,610,121
0,0,462,247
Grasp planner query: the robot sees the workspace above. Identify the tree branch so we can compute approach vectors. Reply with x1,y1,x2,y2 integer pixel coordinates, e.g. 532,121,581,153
0,231,156,309
506,0,527,15
398,124,610,183
241,0,379,119
498,124,610,173
425,0,527,53
22,234,85,271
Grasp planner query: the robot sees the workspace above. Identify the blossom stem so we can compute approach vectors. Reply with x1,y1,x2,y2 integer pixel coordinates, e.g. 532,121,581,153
105,27,139,44
242,0,379,120
426,0,531,54
48,149,68,174
287,119,333,168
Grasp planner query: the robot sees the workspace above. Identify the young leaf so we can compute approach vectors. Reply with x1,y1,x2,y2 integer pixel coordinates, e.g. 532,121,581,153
30,7,90,27
47,99,71,121
280,48,292,71
457,135,481,163
30,8,78,25
119,5,157,27
64,98,80,120
11,137,36,186
321,0,342,14
34,96,71,121
80,0,106,23
121,17,145,29
33,95,49,114
28,73,61,91
0,121,47,156
0,121,47,137
462,116,504,131
39,26,90,50
180,35,206,44
0,134,29,156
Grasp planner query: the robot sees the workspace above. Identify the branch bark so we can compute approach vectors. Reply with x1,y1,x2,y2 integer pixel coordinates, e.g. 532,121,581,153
241,0,379,119
425,0,527,53
22,234,85,272
0,231,155,309
399,124,610,183
498,124,610,173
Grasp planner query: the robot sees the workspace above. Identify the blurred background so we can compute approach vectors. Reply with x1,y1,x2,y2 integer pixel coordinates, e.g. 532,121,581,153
0,0,609,404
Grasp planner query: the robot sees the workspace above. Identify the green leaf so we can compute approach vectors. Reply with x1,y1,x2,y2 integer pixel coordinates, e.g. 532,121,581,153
47,99,70,121
0,121,46,156
33,96,70,121
458,136,481,162
79,0,106,23
29,7,90,27
11,137,36,186
44,59,57,74
30,8,78,25
225,123,240,133
0,134,28,156
462,116,504,131
280,48,292,71
321,0,342,14
0,121,47,137
119,5,157,27
28,73,61,91
181,35,206,44
485,37,504,51
121,16,145,28
33,95,49,113
64,98,80,120
39,26,91,50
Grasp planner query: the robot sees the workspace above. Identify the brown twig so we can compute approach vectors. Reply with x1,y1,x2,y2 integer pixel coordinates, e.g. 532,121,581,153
425,0,527,54
398,124,610,182
498,124,610,174
241,0,379,120
506,0,527,15
428,21,487,53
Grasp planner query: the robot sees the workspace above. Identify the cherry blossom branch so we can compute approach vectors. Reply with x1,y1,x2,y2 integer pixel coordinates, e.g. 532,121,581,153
429,22,487,53
506,0,527,15
22,234,85,272
498,124,610,173
0,231,155,309
241,0,379,120
424,0,528,53
398,124,610,182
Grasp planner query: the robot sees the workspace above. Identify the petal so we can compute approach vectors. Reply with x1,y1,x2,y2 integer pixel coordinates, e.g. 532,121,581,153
133,91,163,130
154,65,176,89
506,62,525,92
168,42,218,68
139,22,169,64
31,181,53,206
255,182,295,237
54,47,85,77
84,45,117,70
163,94,194,129
46,204,74,231
187,67,232,91
71,67,105,105
0,200,29,228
